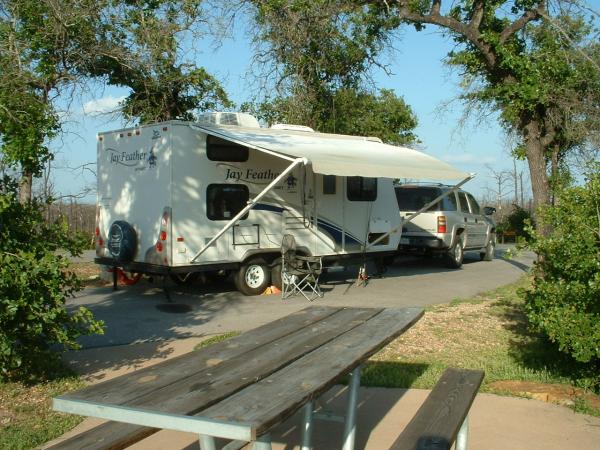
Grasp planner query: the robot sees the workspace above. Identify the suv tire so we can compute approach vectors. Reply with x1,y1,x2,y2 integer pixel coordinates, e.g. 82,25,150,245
480,235,495,261
446,235,464,269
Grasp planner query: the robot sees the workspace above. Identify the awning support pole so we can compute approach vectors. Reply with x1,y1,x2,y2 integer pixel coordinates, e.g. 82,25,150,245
191,157,307,263
365,174,475,251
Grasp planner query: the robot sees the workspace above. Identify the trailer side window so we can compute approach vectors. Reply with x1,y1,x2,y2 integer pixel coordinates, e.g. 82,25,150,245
347,177,377,201
207,184,249,221
323,175,336,195
206,135,249,162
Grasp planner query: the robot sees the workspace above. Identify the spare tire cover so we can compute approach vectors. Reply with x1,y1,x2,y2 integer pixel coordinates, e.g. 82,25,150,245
108,220,137,262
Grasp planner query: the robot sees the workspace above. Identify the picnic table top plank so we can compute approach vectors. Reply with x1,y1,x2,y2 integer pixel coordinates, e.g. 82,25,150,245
60,306,341,405
50,307,384,450
201,307,424,439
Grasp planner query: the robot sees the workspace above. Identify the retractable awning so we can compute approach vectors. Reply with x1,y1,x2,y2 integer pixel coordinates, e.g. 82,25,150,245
191,124,469,180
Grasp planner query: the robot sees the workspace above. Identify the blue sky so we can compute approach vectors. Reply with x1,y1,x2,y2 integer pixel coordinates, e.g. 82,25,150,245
53,21,529,204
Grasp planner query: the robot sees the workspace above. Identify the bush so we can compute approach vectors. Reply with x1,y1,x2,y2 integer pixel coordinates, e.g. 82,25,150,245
523,166,600,364
0,177,103,381
497,204,534,240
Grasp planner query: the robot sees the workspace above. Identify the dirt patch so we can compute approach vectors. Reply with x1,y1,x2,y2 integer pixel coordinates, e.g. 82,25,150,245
68,262,110,287
489,380,600,409
375,300,509,362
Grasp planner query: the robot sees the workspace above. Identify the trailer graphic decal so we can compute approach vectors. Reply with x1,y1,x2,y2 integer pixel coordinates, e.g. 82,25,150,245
106,146,157,170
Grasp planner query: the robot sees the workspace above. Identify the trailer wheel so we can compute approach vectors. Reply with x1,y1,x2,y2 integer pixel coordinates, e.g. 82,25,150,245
107,221,137,262
235,259,271,296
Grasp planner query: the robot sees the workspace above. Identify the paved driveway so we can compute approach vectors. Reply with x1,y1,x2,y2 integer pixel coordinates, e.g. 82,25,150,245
70,245,535,349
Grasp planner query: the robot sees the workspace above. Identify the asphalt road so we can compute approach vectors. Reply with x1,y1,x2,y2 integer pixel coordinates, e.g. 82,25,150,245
69,245,534,349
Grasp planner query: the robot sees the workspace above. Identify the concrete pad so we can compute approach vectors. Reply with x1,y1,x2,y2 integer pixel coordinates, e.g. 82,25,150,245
90,386,600,450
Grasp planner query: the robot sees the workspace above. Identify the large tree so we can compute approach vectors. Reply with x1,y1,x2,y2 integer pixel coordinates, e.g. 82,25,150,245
90,0,232,123
0,0,103,202
377,0,599,227
251,1,600,231
248,1,419,142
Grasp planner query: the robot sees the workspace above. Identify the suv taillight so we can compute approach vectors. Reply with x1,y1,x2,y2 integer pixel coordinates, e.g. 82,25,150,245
437,216,447,233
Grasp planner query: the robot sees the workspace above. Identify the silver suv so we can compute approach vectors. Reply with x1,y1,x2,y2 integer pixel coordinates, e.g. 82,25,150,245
394,184,496,268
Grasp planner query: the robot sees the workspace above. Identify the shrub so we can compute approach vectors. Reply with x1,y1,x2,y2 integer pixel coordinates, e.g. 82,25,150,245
523,166,600,364
0,177,103,381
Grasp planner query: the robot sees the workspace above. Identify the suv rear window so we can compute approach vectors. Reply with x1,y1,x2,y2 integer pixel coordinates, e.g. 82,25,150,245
395,187,457,212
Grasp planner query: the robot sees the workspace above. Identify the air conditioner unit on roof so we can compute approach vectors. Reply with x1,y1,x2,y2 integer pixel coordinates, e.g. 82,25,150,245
197,112,260,128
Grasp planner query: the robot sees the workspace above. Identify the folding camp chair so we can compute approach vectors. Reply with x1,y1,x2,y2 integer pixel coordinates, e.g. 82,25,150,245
281,234,323,301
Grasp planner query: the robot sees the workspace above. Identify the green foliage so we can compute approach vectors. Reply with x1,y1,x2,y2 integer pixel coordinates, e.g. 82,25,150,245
446,11,600,161
523,166,600,364
93,0,232,123
244,87,418,144
498,205,534,239
0,177,103,381
251,1,408,134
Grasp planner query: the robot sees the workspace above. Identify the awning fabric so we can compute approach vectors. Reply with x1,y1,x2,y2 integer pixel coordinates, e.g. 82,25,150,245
192,124,469,180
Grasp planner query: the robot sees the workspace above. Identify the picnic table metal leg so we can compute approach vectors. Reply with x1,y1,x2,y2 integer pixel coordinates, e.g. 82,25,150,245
342,365,361,450
301,400,314,450
456,415,469,450
199,434,217,450
253,433,272,450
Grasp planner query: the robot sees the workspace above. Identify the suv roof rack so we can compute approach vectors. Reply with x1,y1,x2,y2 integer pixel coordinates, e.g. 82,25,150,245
394,181,449,187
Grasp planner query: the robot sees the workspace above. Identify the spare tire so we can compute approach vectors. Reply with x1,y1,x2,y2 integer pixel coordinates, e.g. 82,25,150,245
108,220,137,262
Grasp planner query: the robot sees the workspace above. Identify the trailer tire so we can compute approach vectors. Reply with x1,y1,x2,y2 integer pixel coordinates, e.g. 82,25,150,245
108,221,137,262
235,258,271,296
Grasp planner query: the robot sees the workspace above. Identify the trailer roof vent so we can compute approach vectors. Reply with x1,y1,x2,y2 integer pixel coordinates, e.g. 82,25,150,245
270,123,315,132
197,112,260,128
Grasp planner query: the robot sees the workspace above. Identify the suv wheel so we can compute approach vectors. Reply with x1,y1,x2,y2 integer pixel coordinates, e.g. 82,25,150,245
480,236,495,261
446,235,464,269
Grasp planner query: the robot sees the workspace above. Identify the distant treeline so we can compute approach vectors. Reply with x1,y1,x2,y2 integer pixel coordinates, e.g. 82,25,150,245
43,201,95,239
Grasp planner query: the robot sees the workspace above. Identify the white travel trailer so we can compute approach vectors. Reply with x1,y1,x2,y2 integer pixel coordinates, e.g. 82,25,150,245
95,113,469,295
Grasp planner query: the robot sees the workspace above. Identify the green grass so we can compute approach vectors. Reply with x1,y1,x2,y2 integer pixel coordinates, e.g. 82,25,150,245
0,376,85,450
194,331,241,350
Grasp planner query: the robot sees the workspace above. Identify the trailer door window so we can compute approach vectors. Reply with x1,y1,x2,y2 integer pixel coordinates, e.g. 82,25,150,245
207,184,249,221
206,135,249,162
347,177,377,201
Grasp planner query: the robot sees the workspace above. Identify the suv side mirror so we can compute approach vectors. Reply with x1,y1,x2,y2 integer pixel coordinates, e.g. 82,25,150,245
484,206,496,215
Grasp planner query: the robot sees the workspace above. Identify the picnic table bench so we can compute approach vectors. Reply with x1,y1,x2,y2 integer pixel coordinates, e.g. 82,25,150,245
50,306,483,450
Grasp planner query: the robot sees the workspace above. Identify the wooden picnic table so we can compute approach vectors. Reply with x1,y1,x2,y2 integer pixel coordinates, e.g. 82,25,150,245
52,306,423,450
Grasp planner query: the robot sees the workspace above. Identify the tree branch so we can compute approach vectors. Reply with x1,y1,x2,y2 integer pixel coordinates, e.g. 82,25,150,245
470,0,484,30
499,2,546,43
395,1,496,69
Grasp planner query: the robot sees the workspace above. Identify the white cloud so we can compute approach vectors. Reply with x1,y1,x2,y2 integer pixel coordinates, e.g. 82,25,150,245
83,95,125,116
441,153,497,165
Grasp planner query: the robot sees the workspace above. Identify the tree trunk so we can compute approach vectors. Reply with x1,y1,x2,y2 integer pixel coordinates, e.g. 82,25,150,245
19,172,33,204
522,119,551,236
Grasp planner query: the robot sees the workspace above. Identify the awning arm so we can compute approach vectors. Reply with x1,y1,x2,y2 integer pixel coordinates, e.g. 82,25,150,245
191,157,307,262
365,174,475,251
